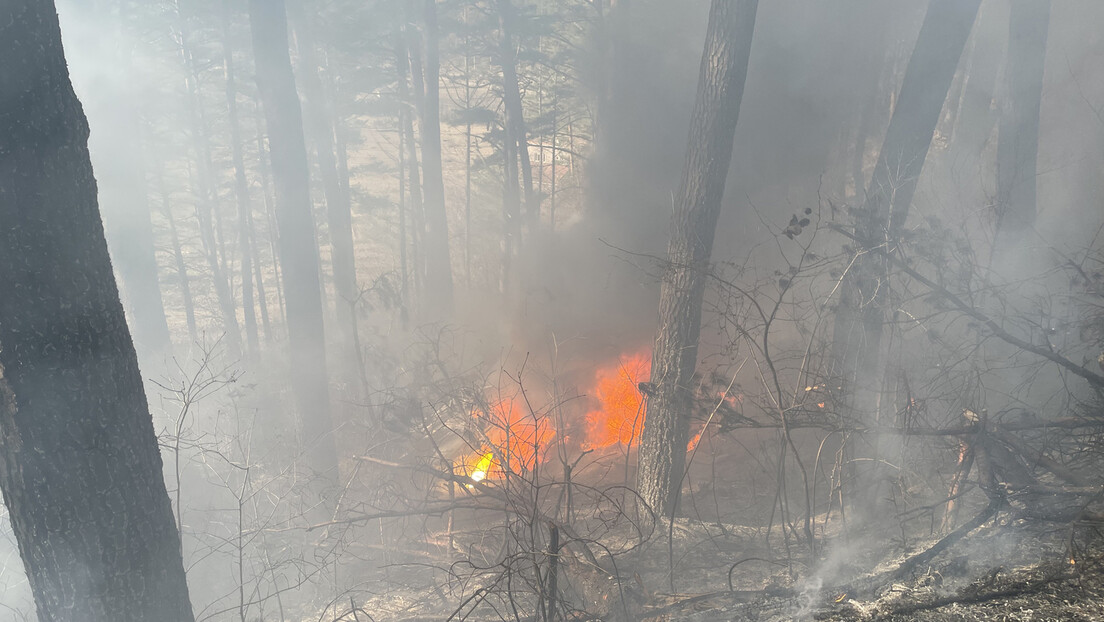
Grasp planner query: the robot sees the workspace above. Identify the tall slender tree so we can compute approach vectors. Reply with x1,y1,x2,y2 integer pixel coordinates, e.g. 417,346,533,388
497,0,537,230
830,0,981,513
0,2,193,619
248,0,338,480
995,0,1050,238
222,0,260,355
417,0,455,314
175,0,242,356
637,0,759,514
289,0,360,369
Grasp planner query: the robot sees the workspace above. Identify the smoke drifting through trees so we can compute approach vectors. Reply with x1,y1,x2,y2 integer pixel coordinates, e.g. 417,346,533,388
0,0,1101,619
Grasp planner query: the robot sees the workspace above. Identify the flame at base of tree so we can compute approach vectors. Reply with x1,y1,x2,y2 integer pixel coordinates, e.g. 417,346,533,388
456,350,708,483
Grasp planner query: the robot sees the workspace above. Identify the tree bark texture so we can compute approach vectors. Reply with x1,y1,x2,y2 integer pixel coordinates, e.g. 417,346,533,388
0,3,194,620
248,0,338,479
995,0,1050,236
637,0,759,515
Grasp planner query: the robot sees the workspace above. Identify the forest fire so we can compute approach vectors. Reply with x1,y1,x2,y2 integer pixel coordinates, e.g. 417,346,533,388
584,351,652,450
457,352,655,481
455,396,555,481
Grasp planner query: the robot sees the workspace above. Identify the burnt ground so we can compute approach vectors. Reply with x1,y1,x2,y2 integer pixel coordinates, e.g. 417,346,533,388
351,498,1104,621
626,518,1104,622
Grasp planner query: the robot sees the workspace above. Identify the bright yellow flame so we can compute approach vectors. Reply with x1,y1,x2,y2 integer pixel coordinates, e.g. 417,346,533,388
470,452,494,482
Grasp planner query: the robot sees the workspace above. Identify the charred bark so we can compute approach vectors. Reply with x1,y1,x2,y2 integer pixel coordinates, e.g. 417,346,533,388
0,3,194,619
637,0,759,515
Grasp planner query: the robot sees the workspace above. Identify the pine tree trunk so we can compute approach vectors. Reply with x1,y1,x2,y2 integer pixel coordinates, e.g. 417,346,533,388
397,27,426,306
950,0,1006,159
289,1,360,368
995,0,1050,237
830,0,980,515
417,0,455,314
248,0,338,482
0,4,194,619
637,0,759,515
497,0,538,233
176,1,242,356
222,0,260,355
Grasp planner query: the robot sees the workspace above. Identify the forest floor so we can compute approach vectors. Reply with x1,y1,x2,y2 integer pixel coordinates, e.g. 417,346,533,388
347,499,1104,621
630,517,1104,621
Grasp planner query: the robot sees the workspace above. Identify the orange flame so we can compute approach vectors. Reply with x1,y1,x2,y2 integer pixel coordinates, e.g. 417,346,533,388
584,352,651,450
458,350,716,483
455,397,555,480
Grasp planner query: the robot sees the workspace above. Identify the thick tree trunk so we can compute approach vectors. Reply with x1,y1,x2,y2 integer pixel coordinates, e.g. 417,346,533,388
248,0,338,481
0,3,194,620
830,0,980,515
416,0,454,314
222,0,260,356
289,1,359,368
995,0,1050,237
636,0,759,515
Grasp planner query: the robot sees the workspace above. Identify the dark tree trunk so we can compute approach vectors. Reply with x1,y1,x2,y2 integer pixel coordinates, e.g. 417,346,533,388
222,0,260,356
416,0,454,314
995,0,1050,237
636,0,759,515
950,0,1007,159
830,0,980,514
289,1,359,367
497,0,537,231
0,3,194,620
248,0,338,481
